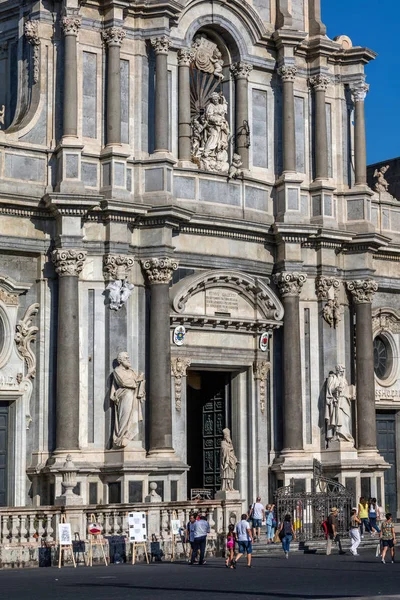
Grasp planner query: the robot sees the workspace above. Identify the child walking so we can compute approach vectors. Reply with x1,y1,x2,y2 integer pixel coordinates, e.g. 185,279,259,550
225,524,235,568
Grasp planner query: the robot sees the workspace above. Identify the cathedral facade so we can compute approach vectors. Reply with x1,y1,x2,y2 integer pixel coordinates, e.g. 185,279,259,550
0,0,399,516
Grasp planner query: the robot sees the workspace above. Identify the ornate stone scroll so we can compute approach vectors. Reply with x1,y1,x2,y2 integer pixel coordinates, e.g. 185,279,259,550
151,35,171,55
346,279,378,304
309,74,331,91
103,254,134,281
15,303,39,379
101,26,126,47
254,360,270,414
191,36,223,79
273,272,307,297
316,276,341,328
24,20,40,84
51,249,87,277
141,258,178,285
171,357,191,411
278,65,297,83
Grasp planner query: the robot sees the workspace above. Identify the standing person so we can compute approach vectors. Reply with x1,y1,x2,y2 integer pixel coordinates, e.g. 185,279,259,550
250,496,265,542
380,513,396,564
377,500,386,531
265,504,276,544
225,524,235,568
186,513,197,563
369,498,380,535
278,514,295,559
191,515,210,565
326,507,346,555
234,513,253,568
349,508,361,556
358,497,372,537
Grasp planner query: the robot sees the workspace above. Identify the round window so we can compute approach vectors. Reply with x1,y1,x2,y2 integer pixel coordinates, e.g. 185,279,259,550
373,335,393,381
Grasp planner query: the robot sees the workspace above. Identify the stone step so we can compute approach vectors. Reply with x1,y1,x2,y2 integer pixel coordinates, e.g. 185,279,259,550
251,538,380,555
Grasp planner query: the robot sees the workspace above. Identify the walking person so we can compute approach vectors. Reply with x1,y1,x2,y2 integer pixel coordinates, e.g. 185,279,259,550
191,514,210,565
358,497,372,537
369,498,380,535
326,507,346,555
225,524,235,568
266,504,276,544
234,513,253,568
278,514,295,559
349,508,361,556
380,513,396,564
186,513,197,563
250,496,265,542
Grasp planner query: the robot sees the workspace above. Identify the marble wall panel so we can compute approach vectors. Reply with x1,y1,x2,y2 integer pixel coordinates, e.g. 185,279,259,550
174,176,196,200
82,52,97,139
253,0,270,21
252,89,268,169
121,59,129,144
245,185,268,211
199,180,241,206
295,96,305,173
82,161,98,187
4,154,45,182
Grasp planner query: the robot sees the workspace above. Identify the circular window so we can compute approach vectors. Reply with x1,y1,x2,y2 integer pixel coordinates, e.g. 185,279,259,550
374,335,393,381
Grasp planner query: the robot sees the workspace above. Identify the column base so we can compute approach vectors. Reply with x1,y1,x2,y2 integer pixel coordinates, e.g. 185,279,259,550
147,447,176,459
177,159,197,169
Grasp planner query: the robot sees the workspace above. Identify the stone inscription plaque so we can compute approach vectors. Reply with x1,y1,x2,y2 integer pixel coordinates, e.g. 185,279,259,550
206,290,239,314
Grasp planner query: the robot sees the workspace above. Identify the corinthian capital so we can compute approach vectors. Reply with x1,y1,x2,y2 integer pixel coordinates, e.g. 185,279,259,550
52,249,87,277
177,48,195,67
151,36,171,55
102,26,126,47
141,257,178,285
315,276,340,301
278,65,297,83
346,279,378,304
230,62,253,81
273,272,307,297
103,254,134,281
351,83,369,103
309,74,331,92
62,15,82,36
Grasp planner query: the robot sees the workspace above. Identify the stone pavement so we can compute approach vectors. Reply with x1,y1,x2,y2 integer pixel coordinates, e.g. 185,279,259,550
1,548,400,600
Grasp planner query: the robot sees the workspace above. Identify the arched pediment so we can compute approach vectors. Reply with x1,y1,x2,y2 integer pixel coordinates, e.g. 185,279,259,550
171,270,284,327
372,307,400,334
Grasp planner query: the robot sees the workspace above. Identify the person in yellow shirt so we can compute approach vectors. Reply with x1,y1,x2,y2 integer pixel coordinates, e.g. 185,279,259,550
358,497,372,537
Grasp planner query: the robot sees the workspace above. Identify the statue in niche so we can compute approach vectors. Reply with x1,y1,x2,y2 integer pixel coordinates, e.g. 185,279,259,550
374,165,390,194
193,92,231,173
110,352,145,448
220,428,238,491
325,365,354,447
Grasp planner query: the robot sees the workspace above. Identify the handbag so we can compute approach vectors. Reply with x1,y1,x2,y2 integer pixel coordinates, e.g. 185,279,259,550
376,542,381,558
278,527,285,541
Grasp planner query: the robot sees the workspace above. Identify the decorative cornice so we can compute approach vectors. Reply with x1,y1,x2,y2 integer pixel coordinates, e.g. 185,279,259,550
141,257,178,284
62,16,82,36
102,26,126,47
24,20,40,84
150,35,171,55
309,74,331,92
277,65,297,83
253,360,270,414
15,304,39,379
230,61,253,81
52,249,87,277
273,272,307,297
346,279,378,304
177,47,195,67
103,254,134,281
351,83,369,103
171,357,191,411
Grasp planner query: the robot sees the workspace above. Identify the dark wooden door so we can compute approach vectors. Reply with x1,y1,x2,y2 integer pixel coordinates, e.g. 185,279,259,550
376,413,397,515
0,403,8,506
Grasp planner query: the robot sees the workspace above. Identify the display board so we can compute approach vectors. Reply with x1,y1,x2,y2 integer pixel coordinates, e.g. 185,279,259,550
58,523,72,546
128,512,147,542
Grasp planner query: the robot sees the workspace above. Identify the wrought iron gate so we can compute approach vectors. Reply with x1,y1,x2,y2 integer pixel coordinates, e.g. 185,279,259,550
274,460,354,541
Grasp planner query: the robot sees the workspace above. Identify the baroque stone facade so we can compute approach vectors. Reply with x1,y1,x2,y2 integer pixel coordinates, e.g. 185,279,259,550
0,0,398,519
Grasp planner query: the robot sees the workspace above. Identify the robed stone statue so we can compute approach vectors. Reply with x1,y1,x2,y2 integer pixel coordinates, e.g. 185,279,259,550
220,428,238,491
325,364,354,446
111,352,145,448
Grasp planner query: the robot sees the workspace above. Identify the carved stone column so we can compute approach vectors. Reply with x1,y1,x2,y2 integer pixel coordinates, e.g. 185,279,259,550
273,272,307,451
231,62,253,170
351,84,369,186
278,66,297,173
102,27,126,146
141,258,178,454
346,279,378,452
151,36,171,153
52,249,87,451
62,14,81,138
309,75,331,180
178,48,194,162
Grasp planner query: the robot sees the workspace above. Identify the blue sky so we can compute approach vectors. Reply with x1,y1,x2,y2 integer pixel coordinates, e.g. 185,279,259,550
322,1,399,164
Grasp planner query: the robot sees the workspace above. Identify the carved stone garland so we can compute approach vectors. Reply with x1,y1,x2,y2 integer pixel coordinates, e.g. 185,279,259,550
315,276,341,328
253,360,270,414
14,303,39,428
24,20,40,84
171,357,191,411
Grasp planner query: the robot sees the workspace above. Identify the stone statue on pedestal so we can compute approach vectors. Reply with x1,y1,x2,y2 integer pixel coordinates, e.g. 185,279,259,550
325,365,354,447
110,352,145,448
220,428,238,491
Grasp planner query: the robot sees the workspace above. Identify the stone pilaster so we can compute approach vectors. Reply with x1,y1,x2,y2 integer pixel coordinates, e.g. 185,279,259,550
151,36,172,153
273,272,307,451
52,249,87,452
309,74,331,180
61,14,81,138
178,48,195,162
102,27,126,146
346,279,378,452
351,83,369,186
141,258,178,454
230,62,253,170
278,65,297,174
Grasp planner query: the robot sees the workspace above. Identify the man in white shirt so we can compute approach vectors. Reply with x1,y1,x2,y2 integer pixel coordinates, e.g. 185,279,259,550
250,496,265,542
234,513,253,567
191,515,210,565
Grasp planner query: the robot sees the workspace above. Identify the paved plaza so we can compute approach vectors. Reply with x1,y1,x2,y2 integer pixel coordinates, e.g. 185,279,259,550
2,549,400,600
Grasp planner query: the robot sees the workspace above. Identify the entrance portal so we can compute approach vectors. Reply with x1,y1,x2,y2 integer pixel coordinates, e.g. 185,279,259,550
187,371,230,498
0,402,8,506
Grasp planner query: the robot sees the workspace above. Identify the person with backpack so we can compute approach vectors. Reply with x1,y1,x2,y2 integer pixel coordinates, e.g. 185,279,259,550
380,513,396,564
278,514,295,559
326,507,346,555
349,508,361,556
249,496,265,542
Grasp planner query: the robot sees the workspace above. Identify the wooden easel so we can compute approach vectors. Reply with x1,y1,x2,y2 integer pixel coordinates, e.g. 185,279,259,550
170,511,180,562
87,514,108,567
58,514,76,569
131,541,149,565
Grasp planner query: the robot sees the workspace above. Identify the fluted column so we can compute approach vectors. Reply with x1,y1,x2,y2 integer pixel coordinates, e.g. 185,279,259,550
351,84,369,186
231,62,253,170
278,65,297,173
309,74,331,180
102,27,126,146
141,258,178,454
178,48,194,162
274,272,307,451
151,36,171,153
347,279,378,452
62,15,81,138
52,249,87,451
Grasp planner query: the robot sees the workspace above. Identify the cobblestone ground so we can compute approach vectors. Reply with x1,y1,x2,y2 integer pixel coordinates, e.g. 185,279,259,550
2,549,400,600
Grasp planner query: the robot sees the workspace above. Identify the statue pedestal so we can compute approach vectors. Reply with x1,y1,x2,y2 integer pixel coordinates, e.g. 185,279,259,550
215,490,241,501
